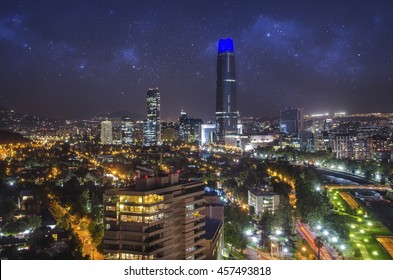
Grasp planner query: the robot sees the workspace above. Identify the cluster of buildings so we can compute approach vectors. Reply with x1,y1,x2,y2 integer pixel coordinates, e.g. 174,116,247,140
2,37,393,261
99,38,243,148
298,112,393,162
97,37,393,164
100,39,240,260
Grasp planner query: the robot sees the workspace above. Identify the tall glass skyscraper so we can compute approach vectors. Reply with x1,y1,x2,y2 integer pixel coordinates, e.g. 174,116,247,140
215,38,239,144
143,88,161,146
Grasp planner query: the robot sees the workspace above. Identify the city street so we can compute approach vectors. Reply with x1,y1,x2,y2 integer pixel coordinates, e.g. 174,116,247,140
296,222,334,260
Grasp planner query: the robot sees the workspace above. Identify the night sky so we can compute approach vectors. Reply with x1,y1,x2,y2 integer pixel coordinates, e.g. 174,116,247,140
1,0,393,120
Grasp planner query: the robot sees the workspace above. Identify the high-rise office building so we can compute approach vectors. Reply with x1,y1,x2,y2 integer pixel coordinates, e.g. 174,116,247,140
178,110,203,143
280,107,304,136
143,88,161,146
179,110,188,141
103,174,207,260
100,120,113,144
215,38,239,144
121,116,133,145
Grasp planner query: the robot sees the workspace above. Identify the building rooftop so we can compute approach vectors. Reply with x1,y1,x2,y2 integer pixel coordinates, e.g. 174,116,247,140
202,219,222,241
249,187,278,196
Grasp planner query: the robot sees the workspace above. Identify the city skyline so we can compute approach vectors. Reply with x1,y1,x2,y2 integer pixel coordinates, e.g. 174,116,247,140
1,1,393,120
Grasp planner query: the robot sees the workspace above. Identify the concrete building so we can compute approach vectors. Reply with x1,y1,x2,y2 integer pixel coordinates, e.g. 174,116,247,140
248,187,280,216
202,192,224,260
100,120,113,144
201,219,223,260
244,134,274,151
103,174,206,260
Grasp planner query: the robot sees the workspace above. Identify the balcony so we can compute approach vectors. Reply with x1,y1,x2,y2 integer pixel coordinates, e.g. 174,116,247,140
184,220,206,232
195,253,206,260
145,244,164,255
183,230,206,243
185,245,205,259
145,235,172,247
104,231,119,240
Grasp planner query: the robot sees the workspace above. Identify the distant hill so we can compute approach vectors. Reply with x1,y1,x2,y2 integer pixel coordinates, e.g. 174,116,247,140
99,110,144,121
0,131,31,144
0,107,65,132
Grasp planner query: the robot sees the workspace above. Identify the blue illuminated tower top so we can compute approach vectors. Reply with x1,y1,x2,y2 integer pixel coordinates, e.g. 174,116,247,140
218,38,234,53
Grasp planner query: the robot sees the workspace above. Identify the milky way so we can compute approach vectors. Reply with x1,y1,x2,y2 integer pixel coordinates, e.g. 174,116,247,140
1,0,393,120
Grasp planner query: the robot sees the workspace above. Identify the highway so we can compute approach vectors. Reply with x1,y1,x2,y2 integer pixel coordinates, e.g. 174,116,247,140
296,222,334,260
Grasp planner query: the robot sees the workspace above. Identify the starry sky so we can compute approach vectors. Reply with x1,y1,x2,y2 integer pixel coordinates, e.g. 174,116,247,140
1,0,393,121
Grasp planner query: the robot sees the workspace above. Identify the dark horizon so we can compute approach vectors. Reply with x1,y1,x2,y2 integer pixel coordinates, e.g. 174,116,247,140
1,1,393,120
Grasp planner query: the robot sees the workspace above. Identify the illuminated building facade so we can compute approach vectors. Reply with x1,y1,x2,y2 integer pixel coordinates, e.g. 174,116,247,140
178,110,203,143
100,120,113,144
121,116,133,145
248,187,280,216
144,88,161,146
200,123,216,145
215,38,239,144
103,174,207,260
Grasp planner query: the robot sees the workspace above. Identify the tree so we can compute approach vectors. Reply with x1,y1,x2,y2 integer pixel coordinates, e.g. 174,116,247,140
257,211,274,248
273,196,293,236
68,231,84,259
224,222,247,253
1,219,28,236
354,248,362,259
89,222,104,247
57,213,71,230
90,193,103,223
29,229,54,250
26,214,42,231
315,236,324,260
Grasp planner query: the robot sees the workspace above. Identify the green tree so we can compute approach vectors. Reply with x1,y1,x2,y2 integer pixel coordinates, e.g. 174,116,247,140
26,214,42,231
224,222,247,253
315,236,324,260
89,222,104,247
90,193,103,223
354,248,362,259
67,231,84,259
1,219,28,236
257,211,274,248
57,213,71,230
